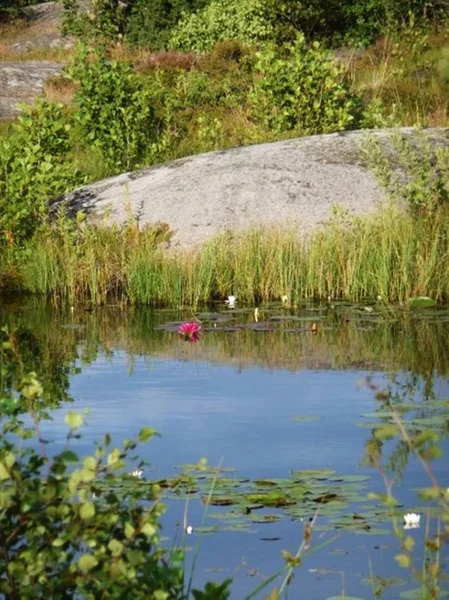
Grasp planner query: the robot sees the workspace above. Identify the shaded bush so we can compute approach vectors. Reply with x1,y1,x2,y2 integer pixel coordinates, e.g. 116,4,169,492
126,0,210,50
169,0,449,52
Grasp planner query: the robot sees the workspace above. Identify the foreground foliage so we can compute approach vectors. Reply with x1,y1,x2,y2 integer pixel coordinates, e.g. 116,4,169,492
0,361,234,597
0,406,184,596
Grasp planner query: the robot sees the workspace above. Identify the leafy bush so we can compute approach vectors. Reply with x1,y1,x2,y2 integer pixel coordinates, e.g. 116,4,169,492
61,0,135,41
364,131,449,218
169,0,274,54
169,0,449,52
249,35,360,135
0,381,183,598
0,101,83,246
67,46,162,171
126,0,210,50
61,0,210,48
0,356,234,598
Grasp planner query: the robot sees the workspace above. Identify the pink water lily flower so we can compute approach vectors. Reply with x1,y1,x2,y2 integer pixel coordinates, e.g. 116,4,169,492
178,321,201,342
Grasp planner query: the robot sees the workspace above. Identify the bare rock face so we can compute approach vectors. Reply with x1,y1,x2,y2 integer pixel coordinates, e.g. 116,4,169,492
5,2,73,53
0,60,63,119
59,128,449,248
0,1,75,119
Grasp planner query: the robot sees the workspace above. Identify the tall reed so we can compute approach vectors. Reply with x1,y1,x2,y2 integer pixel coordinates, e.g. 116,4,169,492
11,205,449,306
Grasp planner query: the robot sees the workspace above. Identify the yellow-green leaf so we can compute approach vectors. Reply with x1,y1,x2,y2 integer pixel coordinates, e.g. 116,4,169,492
78,554,98,574
83,456,97,471
395,553,411,568
403,536,415,552
0,463,10,481
108,539,124,557
141,522,156,538
125,522,135,539
65,412,84,430
80,502,95,520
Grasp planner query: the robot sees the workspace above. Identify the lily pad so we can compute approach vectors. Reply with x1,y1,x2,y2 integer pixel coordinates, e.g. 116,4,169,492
400,590,449,599
407,296,437,309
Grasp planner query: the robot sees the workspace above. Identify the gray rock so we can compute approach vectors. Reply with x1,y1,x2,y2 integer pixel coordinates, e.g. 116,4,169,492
59,127,449,248
0,61,63,119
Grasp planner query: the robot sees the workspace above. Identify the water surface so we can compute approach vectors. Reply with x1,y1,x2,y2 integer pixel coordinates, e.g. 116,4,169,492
2,301,449,599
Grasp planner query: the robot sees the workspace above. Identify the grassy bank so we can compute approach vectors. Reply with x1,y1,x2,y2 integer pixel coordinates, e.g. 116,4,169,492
2,204,448,307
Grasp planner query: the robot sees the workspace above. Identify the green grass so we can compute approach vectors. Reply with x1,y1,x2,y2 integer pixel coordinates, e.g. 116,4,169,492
5,204,449,307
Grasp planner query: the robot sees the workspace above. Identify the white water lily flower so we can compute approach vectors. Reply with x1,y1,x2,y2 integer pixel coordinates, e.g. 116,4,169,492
185,525,193,535
131,469,143,479
403,513,420,529
225,295,237,308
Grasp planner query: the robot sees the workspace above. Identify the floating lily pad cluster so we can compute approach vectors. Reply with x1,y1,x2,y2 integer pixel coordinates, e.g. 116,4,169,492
96,464,397,537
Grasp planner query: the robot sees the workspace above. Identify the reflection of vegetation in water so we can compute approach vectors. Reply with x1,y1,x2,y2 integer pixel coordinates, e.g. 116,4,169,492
3,299,449,377
3,300,449,482
360,379,449,600
361,375,449,481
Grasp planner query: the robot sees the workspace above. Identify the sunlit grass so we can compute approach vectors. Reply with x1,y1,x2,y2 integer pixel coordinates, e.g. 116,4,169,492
9,205,449,307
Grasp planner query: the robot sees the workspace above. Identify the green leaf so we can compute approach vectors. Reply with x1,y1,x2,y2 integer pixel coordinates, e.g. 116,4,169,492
80,501,95,520
59,450,79,463
125,522,135,539
108,539,124,557
407,296,437,309
141,522,157,538
0,463,11,481
138,426,156,442
395,553,411,568
417,487,441,501
83,456,97,471
52,538,65,547
65,412,84,430
78,554,98,574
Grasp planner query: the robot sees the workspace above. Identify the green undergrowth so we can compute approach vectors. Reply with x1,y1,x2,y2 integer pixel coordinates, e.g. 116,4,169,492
1,27,449,249
2,203,449,307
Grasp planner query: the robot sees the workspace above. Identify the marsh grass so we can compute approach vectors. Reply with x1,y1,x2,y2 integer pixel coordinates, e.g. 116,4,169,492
10,204,449,307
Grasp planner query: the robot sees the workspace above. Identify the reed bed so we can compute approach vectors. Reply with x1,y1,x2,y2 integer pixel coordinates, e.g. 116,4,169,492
11,205,449,306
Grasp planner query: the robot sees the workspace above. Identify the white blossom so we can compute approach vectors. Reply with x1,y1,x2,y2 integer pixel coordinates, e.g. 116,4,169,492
403,513,420,529
225,295,237,308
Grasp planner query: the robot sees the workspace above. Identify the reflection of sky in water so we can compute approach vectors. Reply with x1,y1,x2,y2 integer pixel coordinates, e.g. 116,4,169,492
39,353,449,599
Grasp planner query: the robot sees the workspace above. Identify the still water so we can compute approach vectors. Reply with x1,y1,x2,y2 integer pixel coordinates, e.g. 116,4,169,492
1,301,449,599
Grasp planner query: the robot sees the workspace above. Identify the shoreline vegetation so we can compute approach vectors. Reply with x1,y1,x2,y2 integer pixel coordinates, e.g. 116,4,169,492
1,202,449,307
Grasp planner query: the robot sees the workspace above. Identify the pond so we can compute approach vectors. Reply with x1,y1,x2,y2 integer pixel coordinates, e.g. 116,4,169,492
1,300,449,599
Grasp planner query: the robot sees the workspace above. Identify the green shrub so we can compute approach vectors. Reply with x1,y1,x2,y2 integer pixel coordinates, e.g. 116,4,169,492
0,350,235,599
249,35,360,135
0,101,83,246
126,0,210,50
363,131,449,218
169,0,449,52
67,46,163,171
61,0,135,42
169,0,274,54
0,380,181,598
